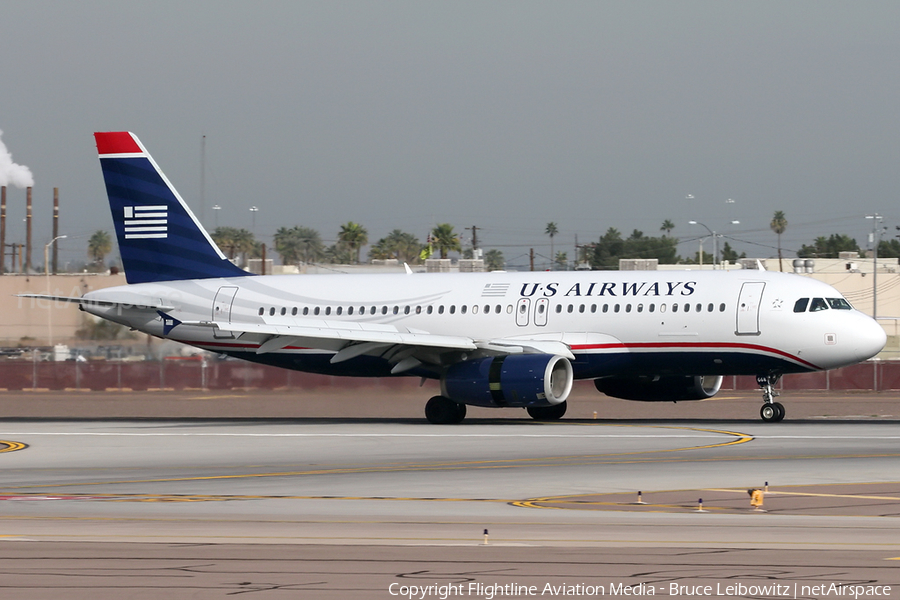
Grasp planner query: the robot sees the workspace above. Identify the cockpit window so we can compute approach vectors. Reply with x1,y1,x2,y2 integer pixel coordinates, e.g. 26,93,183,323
827,297,852,310
793,298,809,313
809,298,828,312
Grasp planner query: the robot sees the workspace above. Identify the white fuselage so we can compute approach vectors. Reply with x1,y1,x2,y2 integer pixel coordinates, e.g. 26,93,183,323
84,269,886,380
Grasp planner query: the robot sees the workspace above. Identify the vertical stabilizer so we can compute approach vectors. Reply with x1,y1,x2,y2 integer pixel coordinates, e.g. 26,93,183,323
94,131,249,284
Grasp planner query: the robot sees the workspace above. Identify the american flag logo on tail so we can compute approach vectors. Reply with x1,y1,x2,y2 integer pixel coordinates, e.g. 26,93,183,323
124,205,168,239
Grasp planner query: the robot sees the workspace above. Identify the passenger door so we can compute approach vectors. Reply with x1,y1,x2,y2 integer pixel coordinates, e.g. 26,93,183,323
736,282,765,335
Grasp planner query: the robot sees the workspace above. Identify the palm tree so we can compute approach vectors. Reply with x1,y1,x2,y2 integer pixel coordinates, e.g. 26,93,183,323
369,229,422,263
87,230,112,267
338,221,368,264
545,222,559,269
660,219,675,237
274,226,324,266
484,249,504,271
431,223,460,259
211,227,256,265
770,211,788,272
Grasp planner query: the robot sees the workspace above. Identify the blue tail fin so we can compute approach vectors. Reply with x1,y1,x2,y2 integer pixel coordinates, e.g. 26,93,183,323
94,131,250,284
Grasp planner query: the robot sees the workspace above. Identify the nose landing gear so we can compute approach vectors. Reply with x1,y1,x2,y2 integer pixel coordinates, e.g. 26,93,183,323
757,374,785,422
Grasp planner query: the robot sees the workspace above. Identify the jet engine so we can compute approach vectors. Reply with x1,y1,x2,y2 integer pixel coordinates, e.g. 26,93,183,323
594,375,723,402
441,354,573,408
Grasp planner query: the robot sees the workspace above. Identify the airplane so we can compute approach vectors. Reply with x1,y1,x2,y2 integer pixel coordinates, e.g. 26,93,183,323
25,132,887,423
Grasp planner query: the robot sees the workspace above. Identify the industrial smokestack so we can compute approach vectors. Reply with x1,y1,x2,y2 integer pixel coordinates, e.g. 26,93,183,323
26,186,32,273
53,187,59,274
1,186,5,274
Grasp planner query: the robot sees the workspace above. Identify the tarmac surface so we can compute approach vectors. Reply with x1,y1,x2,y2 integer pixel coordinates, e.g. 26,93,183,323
2,388,900,598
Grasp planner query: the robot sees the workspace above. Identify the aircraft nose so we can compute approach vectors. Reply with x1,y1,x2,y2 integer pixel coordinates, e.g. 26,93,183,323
853,315,887,362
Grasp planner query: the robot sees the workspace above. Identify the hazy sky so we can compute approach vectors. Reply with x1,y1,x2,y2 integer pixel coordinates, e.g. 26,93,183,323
2,1,899,270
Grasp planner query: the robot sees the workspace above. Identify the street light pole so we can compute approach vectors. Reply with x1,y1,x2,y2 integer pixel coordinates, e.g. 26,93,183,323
249,206,259,234
866,213,883,320
689,220,716,269
44,234,67,347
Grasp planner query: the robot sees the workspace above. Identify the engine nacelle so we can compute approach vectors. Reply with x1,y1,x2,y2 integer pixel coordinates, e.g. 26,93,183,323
441,354,574,408
594,375,723,402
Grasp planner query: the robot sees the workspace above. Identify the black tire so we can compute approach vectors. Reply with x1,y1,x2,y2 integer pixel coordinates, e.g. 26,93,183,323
425,396,466,424
527,401,567,421
760,403,782,422
772,402,785,422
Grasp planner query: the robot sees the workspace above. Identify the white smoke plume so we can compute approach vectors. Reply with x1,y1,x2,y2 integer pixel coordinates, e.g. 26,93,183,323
0,128,35,188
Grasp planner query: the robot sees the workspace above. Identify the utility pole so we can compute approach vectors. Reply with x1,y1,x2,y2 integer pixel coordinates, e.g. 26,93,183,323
529,248,534,272
471,225,478,252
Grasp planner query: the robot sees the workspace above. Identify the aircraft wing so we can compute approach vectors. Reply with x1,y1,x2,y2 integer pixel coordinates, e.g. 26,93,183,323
180,317,580,373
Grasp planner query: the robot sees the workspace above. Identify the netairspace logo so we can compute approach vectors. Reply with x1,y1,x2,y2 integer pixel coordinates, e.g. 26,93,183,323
387,581,893,599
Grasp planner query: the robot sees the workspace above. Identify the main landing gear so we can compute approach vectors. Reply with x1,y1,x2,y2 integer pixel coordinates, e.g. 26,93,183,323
423,397,569,424
425,396,467,424
757,374,785,422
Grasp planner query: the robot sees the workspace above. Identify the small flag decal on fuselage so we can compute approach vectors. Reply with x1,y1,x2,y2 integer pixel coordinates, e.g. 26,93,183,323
124,205,167,239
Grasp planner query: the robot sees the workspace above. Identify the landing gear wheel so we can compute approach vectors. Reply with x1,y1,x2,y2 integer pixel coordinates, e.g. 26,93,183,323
425,396,466,424
757,373,784,423
772,402,785,421
760,402,785,423
527,401,567,421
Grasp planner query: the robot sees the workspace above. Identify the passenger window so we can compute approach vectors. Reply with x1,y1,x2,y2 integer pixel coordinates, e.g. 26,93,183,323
404,306,410,314
495,305,502,314
707,303,713,312
793,298,810,313
314,307,320,315
659,304,666,313
556,304,562,313
292,307,298,316
450,305,456,314
579,304,585,313
438,305,444,315
614,304,621,313
567,304,573,313
625,304,632,313
637,304,643,313
303,307,310,316
696,303,702,312
810,298,828,312
602,304,609,313
258,307,264,316
472,305,478,314
269,307,275,316
427,306,433,314
485,304,490,314
280,307,286,316
591,304,597,313
672,304,678,313
325,307,332,316
347,307,354,315
649,304,655,313
718,303,725,312
336,307,342,315
393,306,399,315
684,303,690,312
